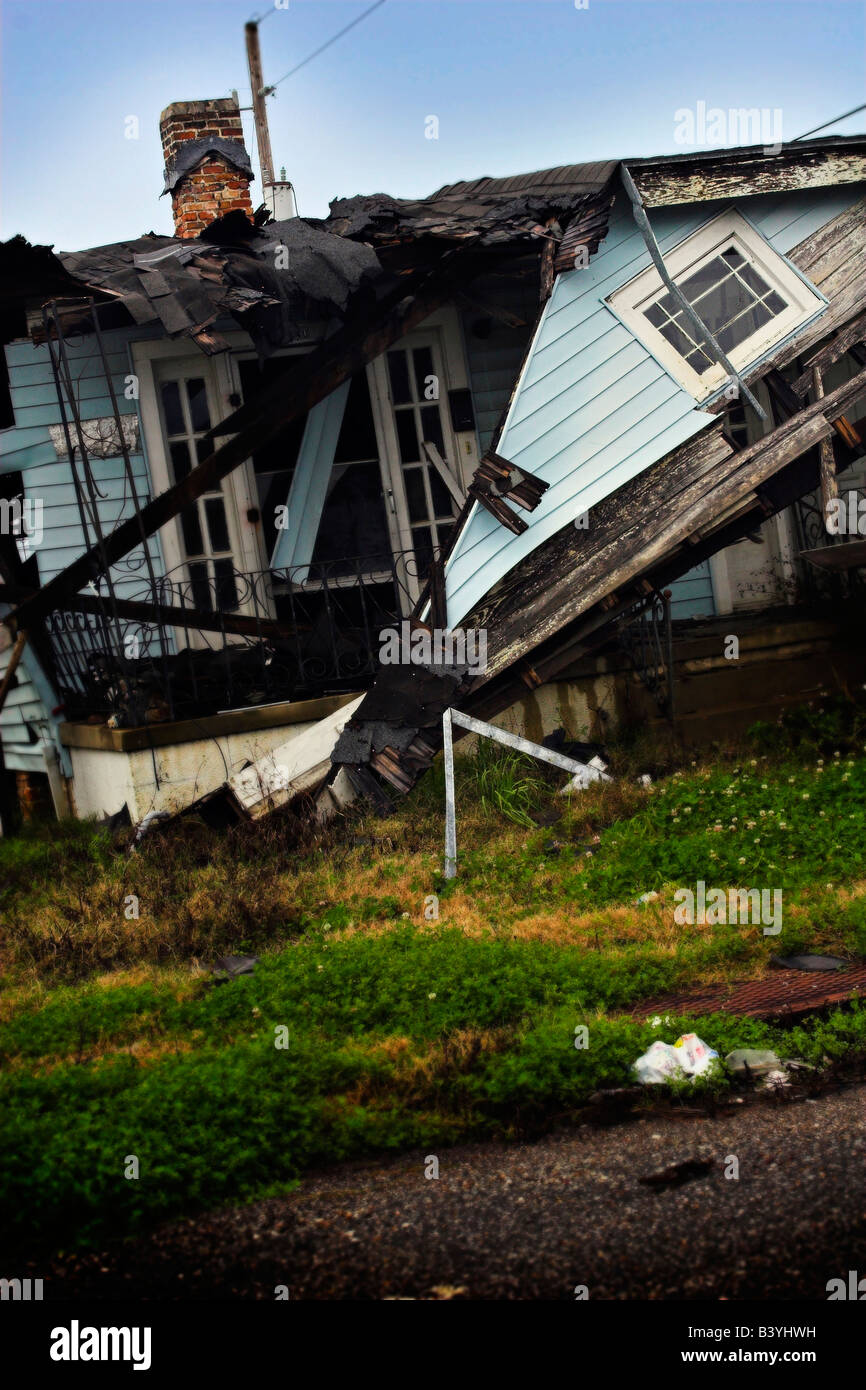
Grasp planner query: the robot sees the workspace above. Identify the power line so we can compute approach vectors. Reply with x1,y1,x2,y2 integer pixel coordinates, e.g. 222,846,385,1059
792,103,866,141
265,0,386,94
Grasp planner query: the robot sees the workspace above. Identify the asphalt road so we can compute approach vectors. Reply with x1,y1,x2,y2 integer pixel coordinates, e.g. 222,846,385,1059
39,1081,866,1301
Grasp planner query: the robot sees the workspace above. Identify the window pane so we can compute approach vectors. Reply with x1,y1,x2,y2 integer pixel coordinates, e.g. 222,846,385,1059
691,274,754,336
677,256,731,308
204,496,231,553
412,346,435,400
404,466,428,522
429,467,454,518
645,301,669,328
188,562,212,612
685,347,715,374
412,525,434,575
716,301,773,355
160,381,184,436
387,350,412,405
186,378,211,433
395,409,420,463
214,558,239,612
169,440,191,482
658,319,705,360
419,405,445,456
737,262,775,298
180,505,204,556
722,248,747,270
436,522,454,553
764,291,786,316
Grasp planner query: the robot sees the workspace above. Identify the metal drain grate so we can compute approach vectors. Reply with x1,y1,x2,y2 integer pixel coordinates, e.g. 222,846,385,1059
632,963,866,1021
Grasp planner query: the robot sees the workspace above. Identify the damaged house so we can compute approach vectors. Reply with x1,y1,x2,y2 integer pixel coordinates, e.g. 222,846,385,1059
0,99,864,826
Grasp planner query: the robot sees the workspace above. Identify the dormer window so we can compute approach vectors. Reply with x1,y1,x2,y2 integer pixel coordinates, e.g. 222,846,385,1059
608,209,825,400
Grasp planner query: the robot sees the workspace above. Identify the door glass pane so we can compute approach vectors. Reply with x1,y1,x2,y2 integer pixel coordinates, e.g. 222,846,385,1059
169,440,191,482
160,381,184,435
396,410,420,463
404,467,428,523
204,496,231,553
429,468,453,518
419,405,445,455
180,505,204,557
214,558,239,612
188,562,212,612
412,346,435,400
411,526,434,575
387,350,412,404
187,378,211,432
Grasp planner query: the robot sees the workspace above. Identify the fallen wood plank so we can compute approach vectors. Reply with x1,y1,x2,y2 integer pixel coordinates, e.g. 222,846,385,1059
0,582,298,641
467,363,866,682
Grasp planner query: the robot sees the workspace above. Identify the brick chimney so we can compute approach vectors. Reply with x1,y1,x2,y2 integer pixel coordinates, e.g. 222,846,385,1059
160,98,255,239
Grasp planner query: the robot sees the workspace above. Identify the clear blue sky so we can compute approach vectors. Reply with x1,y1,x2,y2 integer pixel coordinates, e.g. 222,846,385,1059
2,0,864,250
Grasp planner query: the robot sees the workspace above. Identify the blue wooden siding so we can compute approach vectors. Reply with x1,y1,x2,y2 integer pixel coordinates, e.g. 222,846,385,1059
0,328,164,592
0,607,70,776
445,183,863,627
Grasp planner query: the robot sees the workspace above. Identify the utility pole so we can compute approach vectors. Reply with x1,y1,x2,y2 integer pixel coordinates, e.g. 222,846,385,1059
245,20,275,189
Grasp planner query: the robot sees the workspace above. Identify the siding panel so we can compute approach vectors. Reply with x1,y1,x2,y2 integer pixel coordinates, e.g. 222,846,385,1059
446,183,865,626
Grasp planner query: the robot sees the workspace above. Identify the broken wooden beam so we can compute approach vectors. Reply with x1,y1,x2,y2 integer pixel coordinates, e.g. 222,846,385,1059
811,364,840,529
0,581,297,641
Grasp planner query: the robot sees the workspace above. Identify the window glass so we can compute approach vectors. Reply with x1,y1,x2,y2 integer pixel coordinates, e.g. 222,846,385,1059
644,243,790,376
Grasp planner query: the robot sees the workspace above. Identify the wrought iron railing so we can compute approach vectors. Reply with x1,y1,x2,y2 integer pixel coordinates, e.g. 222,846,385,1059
46,553,432,725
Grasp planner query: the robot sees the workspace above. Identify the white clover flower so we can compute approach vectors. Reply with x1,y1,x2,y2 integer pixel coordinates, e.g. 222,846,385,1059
428,992,437,1000
738,856,746,864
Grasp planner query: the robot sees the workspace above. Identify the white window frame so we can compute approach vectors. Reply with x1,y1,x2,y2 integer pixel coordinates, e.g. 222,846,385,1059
367,307,477,606
608,209,826,401
133,335,269,645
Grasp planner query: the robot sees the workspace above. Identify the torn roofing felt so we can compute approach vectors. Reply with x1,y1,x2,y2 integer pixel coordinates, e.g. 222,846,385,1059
2,160,620,358
53,216,384,356
323,160,619,248
161,137,253,195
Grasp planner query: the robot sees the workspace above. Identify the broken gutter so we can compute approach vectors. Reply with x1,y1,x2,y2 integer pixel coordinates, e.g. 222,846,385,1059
619,163,767,422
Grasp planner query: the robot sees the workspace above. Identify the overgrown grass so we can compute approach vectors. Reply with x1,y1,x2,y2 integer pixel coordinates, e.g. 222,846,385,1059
2,693,866,1255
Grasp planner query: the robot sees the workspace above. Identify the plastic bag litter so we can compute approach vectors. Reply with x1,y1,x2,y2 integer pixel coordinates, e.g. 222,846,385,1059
673,1032,719,1077
724,1048,782,1077
633,1033,719,1084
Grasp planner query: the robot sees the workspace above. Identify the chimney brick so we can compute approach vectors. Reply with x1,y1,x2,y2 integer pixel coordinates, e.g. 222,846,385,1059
160,98,254,239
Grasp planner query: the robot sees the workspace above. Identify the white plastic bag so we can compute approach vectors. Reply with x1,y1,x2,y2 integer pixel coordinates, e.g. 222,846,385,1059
633,1040,686,1084
633,1033,719,1084
672,1032,719,1077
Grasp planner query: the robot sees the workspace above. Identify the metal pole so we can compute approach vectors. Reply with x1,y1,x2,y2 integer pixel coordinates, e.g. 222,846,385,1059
245,21,275,189
443,707,457,879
